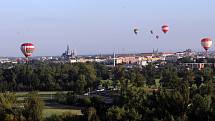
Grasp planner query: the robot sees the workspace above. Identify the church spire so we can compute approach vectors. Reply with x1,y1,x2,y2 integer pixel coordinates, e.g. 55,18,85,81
66,44,70,55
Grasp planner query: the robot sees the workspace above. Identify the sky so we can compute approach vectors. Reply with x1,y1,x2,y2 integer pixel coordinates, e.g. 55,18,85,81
0,0,215,57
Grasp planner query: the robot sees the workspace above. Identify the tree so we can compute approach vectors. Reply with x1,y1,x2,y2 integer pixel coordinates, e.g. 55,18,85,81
112,66,126,81
78,97,91,107
134,73,146,87
23,92,44,121
127,68,146,87
77,63,97,88
66,92,78,105
75,75,87,94
124,108,141,121
106,106,126,121
188,94,211,121
160,65,180,88
142,63,157,86
93,62,110,80
201,67,214,83
194,72,203,88
0,93,19,121
183,69,195,86
83,107,100,121
210,96,215,120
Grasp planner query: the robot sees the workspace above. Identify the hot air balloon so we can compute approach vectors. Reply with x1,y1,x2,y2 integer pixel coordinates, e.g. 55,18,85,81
134,28,139,35
162,25,169,34
201,38,212,53
21,43,35,58
150,30,154,34
156,35,159,39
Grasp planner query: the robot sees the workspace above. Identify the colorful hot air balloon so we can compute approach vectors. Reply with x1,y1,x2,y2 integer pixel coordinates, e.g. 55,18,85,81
162,25,169,34
134,28,139,35
201,38,212,52
21,43,35,58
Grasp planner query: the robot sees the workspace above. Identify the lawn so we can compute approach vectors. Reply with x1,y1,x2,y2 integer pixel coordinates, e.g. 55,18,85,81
43,108,82,118
2,91,83,117
14,91,69,101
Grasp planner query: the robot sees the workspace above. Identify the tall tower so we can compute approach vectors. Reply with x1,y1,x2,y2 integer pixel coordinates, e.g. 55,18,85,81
66,44,70,55
71,49,76,58
113,52,116,67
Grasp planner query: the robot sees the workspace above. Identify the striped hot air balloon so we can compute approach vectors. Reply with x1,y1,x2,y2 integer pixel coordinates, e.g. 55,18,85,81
162,25,169,34
201,38,212,52
20,43,35,58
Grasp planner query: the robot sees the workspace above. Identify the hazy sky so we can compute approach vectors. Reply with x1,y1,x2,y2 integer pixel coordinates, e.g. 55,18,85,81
0,0,215,56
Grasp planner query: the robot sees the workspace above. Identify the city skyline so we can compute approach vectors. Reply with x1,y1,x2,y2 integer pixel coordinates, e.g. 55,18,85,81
0,0,215,56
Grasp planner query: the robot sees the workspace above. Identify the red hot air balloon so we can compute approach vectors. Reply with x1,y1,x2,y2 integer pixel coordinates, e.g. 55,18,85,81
201,38,212,52
21,43,35,58
162,25,169,34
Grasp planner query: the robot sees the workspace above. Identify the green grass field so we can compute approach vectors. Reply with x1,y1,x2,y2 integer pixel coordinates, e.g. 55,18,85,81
2,91,82,117
13,91,69,101
14,91,69,96
43,108,82,117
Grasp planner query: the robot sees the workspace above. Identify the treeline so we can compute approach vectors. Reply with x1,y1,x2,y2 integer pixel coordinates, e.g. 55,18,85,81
0,62,98,92
0,62,160,93
0,62,214,93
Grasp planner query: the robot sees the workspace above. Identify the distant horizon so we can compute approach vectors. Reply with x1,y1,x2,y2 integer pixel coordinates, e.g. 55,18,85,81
0,48,212,58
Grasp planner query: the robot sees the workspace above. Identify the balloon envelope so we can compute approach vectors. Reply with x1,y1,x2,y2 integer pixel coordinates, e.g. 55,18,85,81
201,38,212,51
21,43,35,57
162,25,169,33
150,30,154,34
156,35,159,39
134,28,139,35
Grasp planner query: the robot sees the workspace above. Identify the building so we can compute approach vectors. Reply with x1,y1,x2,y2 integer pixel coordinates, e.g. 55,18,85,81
0,58,11,63
115,54,161,66
62,45,76,60
182,63,215,70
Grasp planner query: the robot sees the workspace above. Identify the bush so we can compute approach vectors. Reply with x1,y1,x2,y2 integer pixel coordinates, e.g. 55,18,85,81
91,96,103,106
54,92,66,104
66,92,78,105
78,97,91,107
